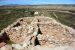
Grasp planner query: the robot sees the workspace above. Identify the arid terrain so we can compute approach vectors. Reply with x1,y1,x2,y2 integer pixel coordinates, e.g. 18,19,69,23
0,16,75,50
0,5,75,50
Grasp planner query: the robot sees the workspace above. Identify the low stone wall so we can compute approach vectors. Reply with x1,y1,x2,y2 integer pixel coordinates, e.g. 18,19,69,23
0,16,75,50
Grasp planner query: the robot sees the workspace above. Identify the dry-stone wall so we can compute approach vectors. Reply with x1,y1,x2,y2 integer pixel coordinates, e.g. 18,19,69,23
0,16,75,50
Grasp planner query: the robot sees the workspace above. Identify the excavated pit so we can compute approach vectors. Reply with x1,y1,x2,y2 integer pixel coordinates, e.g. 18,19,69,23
0,16,75,50
0,32,9,43
13,22,21,27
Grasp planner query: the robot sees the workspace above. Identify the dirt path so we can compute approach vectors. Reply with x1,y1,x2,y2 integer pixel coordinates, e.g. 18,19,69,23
52,12,58,19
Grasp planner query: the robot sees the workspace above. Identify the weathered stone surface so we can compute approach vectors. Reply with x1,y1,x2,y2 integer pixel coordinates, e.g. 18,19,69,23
0,45,12,50
0,16,75,50
0,42,6,48
29,45,75,50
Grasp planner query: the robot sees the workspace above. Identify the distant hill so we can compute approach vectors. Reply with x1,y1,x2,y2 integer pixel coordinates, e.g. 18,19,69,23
0,4,23,6
0,4,75,7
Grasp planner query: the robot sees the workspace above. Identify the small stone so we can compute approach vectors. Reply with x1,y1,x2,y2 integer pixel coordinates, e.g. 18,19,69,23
12,44,23,49
0,42,6,48
0,45,12,50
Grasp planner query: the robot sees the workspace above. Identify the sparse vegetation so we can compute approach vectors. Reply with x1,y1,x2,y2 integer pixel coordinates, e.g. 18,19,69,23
0,8,35,32
0,5,75,32
0,5,75,50
47,12,75,29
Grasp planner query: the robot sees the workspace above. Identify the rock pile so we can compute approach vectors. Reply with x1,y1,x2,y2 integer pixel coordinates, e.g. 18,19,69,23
0,16,75,50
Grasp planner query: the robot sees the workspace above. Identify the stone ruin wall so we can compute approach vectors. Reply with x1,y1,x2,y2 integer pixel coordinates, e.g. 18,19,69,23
0,17,34,43
0,16,75,50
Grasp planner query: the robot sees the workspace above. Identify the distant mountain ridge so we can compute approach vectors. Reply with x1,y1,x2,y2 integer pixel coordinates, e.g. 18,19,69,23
0,4,75,6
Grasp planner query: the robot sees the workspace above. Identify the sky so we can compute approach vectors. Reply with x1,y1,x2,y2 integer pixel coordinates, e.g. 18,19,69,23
0,0,75,5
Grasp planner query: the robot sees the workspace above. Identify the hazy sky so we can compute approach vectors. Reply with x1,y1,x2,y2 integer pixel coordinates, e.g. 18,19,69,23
0,0,75,5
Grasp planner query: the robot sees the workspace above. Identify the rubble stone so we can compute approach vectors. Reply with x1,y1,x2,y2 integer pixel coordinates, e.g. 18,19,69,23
0,45,12,50
0,16,75,50
0,42,6,48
